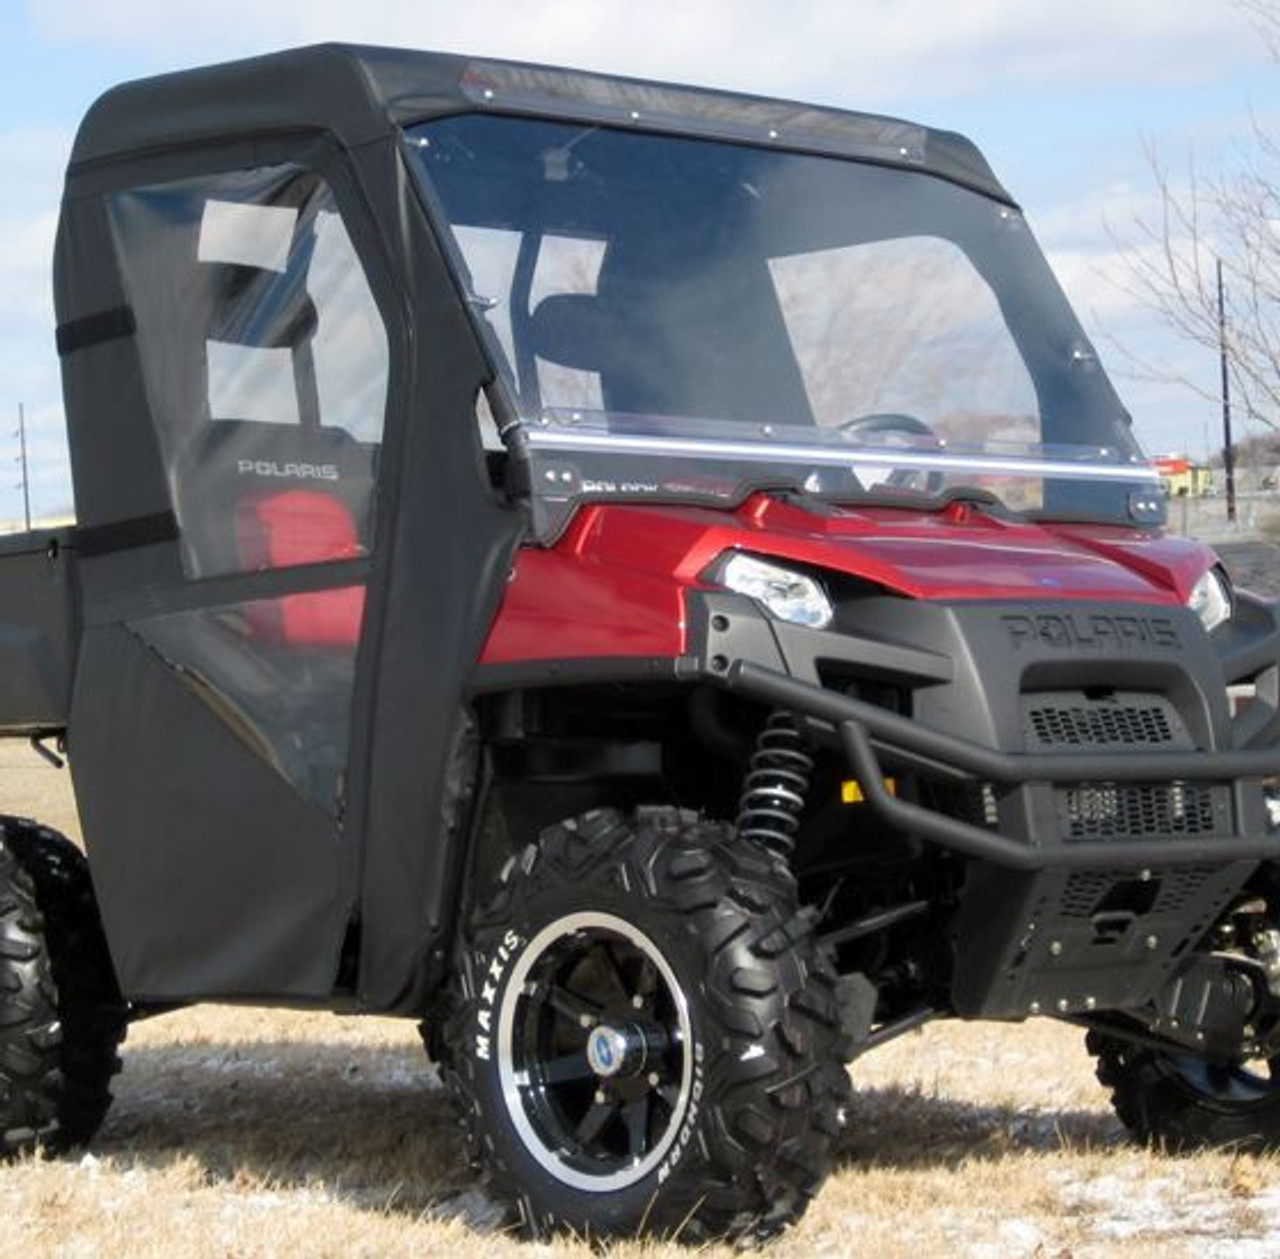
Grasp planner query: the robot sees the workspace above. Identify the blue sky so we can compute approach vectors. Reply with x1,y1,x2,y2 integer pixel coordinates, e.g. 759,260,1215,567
0,0,1276,521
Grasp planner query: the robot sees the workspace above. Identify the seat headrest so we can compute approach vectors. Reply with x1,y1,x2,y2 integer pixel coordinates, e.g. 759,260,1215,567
527,293,624,373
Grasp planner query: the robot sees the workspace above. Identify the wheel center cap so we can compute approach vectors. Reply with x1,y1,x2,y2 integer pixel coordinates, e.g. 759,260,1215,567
586,1025,633,1077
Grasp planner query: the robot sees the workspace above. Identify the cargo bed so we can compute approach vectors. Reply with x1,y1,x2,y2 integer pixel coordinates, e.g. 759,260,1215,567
0,527,78,734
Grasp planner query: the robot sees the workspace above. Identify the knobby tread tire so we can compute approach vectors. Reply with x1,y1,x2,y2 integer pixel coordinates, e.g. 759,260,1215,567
1087,1028,1280,1152
0,816,126,1155
435,806,852,1244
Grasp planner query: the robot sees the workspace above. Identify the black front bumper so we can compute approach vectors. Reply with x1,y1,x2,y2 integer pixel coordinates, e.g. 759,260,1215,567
725,657,1280,871
692,588,1280,873
693,589,1280,1018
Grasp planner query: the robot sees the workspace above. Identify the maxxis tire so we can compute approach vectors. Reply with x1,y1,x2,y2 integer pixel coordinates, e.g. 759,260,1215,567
1087,1029,1280,1152
438,807,852,1243
0,816,126,1155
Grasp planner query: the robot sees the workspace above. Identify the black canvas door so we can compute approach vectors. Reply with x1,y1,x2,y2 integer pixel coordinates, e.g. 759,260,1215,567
66,161,390,1000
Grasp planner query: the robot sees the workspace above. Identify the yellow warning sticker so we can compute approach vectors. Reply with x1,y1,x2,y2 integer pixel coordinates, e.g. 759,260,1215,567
841,778,895,804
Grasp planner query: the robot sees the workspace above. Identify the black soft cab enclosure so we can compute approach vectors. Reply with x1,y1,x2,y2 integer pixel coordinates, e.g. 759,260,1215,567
8,42,1280,1246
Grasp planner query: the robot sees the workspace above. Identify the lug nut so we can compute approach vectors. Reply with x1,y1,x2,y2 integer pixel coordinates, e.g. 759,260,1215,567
1029,1001,1041,1015
1049,941,1063,957
1145,935,1160,951
1056,998,1070,1012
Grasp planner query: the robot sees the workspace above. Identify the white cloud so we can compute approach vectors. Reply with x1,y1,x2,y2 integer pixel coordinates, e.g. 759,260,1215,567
1031,163,1251,458
4,0,1269,516
0,128,75,522
27,0,1268,108
1045,251,1223,457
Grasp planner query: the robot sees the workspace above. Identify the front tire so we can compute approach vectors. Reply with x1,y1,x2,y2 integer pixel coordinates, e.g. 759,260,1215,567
1088,871,1280,1153
1088,1030,1280,1152
439,807,851,1243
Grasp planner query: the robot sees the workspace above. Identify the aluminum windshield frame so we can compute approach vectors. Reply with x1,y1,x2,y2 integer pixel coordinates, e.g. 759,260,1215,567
523,423,1161,486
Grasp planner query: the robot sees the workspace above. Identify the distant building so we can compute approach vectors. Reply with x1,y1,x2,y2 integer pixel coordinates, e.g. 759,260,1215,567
1154,455,1214,497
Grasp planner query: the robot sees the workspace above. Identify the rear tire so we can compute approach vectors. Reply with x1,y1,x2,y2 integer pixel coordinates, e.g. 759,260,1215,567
0,817,126,1155
438,807,851,1243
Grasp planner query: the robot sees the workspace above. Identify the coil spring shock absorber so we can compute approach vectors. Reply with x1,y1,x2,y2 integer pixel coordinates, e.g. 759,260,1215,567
737,711,814,858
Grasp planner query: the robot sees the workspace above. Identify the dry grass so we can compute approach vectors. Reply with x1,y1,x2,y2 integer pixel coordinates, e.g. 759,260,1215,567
3,743,1280,1257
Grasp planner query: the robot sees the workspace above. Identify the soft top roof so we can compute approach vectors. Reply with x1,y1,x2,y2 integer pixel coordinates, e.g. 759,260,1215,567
69,43,1014,204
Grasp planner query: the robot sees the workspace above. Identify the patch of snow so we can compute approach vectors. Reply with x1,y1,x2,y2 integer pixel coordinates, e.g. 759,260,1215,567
350,1061,443,1093
149,1047,286,1079
433,1186,506,1231
1056,1167,1250,1248
962,1218,1047,1258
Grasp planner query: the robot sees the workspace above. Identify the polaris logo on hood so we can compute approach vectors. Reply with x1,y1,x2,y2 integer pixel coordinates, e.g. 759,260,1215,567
237,459,339,482
1002,612,1181,651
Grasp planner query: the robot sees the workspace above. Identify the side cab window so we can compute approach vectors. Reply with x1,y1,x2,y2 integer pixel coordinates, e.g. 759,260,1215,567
109,165,389,580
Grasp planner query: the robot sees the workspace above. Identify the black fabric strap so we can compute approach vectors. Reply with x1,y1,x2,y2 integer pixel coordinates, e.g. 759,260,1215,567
55,306,136,358
76,511,179,558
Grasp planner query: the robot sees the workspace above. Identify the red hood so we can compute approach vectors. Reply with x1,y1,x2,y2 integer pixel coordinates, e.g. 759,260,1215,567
479,495,1218,666
568,495,1216,605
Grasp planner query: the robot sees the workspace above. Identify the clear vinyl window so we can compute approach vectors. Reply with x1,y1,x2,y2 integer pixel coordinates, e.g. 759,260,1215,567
109,164,389,579
135,589,365,816
408,115,1157,535
769,237,1038,442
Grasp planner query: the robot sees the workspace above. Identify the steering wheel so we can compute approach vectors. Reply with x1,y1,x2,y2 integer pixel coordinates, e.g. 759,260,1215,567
836,412,945,494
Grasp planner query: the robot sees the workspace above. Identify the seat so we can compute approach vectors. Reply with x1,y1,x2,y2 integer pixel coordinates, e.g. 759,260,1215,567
171,419,372,646
237,489,366,647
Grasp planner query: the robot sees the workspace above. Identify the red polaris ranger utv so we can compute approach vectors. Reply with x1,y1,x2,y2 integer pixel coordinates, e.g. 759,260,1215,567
3,42,1280,1242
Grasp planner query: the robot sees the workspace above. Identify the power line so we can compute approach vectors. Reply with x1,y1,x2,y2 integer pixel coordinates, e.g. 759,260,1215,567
14,403,30,533
1217,258,1236,525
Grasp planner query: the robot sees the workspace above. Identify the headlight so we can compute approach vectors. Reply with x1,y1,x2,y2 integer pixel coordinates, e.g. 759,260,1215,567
1189,566,1233,632
718,553,834,629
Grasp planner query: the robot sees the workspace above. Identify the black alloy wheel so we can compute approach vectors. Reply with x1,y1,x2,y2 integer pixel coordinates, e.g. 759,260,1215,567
437,807,852,1242
497,910,694,1193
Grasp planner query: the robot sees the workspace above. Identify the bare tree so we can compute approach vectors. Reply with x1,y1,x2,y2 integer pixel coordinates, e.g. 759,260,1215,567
1239,0,1280,54
1109,2,1280,433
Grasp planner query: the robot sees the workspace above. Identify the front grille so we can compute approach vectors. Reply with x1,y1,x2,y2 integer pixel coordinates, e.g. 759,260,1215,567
1024,691,1183,751
1059,781,1223,840
1021,689,1229,843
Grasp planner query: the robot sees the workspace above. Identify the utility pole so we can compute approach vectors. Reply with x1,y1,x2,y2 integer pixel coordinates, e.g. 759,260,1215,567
15,403,30,533
1218,257,1236,524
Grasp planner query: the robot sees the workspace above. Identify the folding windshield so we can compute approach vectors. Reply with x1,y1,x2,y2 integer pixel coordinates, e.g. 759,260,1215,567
405,115,1160,538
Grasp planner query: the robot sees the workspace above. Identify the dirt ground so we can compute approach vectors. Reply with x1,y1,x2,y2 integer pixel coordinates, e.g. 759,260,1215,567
1,747,1279,1258
7,540,1280,1258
